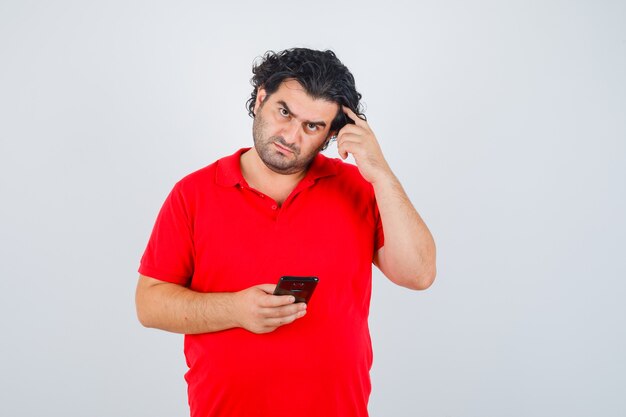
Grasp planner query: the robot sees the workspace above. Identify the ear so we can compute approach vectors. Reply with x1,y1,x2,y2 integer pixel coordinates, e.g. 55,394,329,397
320,131,337,151
254,87,267,115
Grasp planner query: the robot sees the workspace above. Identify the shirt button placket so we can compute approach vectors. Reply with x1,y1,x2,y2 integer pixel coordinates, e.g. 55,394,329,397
270,202,280,222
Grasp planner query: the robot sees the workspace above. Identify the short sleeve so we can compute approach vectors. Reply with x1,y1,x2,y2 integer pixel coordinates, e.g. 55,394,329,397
138,182,195,286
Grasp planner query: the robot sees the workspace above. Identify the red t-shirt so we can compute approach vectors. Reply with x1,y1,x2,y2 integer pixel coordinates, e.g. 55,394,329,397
139,148,384,417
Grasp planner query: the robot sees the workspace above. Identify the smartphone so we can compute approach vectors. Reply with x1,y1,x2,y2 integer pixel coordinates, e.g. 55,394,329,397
273,276,319,304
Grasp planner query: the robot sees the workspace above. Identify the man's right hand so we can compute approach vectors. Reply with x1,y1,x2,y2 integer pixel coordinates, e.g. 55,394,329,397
136,275,307,335
233,284,307,334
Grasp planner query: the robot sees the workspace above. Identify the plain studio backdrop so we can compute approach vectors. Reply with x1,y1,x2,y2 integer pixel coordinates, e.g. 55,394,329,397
1,1,624,416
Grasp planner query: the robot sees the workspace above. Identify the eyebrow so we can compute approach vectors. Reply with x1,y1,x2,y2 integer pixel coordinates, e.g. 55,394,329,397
278,100,327,128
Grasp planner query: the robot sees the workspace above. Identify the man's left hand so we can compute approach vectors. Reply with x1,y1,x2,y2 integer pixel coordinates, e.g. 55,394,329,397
336,106,392,185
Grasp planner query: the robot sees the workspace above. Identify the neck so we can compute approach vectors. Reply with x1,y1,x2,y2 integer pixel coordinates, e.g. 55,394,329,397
240,148,307,198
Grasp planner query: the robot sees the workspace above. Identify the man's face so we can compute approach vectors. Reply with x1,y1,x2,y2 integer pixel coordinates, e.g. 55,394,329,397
252,79,339,175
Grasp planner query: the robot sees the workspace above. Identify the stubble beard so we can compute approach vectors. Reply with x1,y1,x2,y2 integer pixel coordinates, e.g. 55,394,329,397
252,110,320,175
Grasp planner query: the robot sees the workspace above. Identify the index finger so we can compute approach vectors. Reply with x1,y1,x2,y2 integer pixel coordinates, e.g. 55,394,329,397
342,105,367,128
254,285,296,307
261,293,296,308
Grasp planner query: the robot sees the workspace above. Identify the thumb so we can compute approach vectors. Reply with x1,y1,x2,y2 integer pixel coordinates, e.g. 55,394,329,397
254,283,277,294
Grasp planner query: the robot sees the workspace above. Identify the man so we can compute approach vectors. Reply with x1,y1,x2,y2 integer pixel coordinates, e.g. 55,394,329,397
136,47,436,417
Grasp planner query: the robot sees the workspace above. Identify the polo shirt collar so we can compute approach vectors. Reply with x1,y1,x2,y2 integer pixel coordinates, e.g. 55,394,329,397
216,147,338,187
215,148,248,187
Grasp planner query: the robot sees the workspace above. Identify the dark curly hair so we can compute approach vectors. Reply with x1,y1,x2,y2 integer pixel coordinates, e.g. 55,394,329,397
246,48,366,133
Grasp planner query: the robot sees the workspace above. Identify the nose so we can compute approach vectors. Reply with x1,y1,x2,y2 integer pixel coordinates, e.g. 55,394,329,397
281,120,302,144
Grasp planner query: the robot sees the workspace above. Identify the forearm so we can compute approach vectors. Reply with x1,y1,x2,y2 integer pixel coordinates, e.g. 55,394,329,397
372,172,436,289
332,106,436,288
135,275,239,334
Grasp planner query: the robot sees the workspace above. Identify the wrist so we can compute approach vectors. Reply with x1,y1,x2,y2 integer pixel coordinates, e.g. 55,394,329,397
371,169,397,189
226,291,243,329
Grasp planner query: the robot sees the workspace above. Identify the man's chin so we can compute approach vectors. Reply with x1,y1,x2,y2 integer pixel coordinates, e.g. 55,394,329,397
256,144,317,175
263,160,300,175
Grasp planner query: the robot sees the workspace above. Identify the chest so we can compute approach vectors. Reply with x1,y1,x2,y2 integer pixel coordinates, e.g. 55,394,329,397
188,182,377,296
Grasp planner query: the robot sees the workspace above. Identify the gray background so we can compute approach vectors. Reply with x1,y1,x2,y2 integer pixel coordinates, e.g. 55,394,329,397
1,1,624,416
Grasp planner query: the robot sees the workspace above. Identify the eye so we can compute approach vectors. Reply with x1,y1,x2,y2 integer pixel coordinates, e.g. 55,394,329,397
279,107,289,117
306,123,318,131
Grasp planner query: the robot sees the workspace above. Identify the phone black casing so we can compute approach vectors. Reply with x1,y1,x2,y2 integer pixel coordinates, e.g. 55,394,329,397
273,276,319,304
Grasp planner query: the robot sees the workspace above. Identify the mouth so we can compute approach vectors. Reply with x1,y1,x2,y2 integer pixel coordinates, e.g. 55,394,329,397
273,141,295,155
